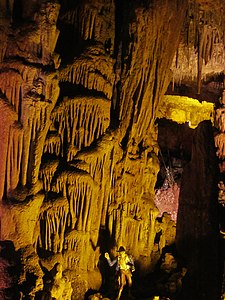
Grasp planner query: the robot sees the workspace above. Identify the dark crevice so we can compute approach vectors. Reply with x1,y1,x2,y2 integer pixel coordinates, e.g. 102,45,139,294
58,82,110,101
155,118,193,189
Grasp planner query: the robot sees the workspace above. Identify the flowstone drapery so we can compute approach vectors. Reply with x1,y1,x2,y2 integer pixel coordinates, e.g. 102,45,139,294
1,0,223,299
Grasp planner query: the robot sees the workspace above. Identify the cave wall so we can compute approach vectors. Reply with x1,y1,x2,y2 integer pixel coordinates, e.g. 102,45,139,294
1,0,223,299
170,0,225,101
176,120,220,300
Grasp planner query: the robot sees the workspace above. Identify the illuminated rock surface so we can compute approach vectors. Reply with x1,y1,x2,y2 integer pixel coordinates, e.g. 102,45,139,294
0,0,224,299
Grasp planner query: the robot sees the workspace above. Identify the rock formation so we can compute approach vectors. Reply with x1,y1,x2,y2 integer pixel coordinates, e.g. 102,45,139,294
0,0,225,299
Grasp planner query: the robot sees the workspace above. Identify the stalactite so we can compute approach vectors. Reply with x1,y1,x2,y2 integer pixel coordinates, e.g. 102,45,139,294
0,71,23,113
36,197,69,253
60,1,115,52
6,122,23,195
59,51,115,99
4,2,60,67
52,97,110,160
44,133,61,156
39,160,59,192
0,99,18,200
172,1,225,87
21,100,49,185
52,170,98,232
108,197,159,260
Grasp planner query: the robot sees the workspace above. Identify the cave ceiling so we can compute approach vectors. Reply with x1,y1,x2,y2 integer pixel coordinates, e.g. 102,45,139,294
0,0,225,299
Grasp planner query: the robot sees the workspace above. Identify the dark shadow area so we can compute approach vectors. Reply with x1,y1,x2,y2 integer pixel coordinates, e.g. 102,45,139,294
58,82,109,101
0,240,21,300
155,118,193,190
176,120,221,300
166,81,222,105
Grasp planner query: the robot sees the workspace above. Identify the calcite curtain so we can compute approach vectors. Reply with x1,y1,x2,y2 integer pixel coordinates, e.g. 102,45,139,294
0,0,188,298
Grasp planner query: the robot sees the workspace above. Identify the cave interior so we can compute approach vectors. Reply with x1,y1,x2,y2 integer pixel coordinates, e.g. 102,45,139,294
1,0,225,300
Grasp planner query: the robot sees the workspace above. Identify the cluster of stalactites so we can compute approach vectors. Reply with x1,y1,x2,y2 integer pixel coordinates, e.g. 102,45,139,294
38,137,115,269
111,170,145,205
34,197,69,253
1,98,51,196
171,1,225,90
0,62,60,195
74,135,116,226
44,133,61,157
76,140,114,182
59,0,115,53
52,170,98,232
50,97,111,160
39,160,59,192
4,2,61,67
35,169,100,270
0,70,23,114
0,63,54,114
59,48,115,99
107,198,159,259
116,1,188,152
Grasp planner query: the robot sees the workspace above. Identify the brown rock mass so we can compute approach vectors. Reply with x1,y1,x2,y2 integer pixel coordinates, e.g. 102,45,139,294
0,0,224,299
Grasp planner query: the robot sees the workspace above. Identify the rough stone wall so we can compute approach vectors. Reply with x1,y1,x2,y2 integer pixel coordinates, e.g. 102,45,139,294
176,120,220,300
0,0,191,298
171,0,225,94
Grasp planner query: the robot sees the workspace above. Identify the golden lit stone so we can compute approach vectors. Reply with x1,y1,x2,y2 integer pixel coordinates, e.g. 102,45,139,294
157,95,214,128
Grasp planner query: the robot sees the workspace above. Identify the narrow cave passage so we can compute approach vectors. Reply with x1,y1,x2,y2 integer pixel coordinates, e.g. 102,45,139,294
155,118,194,223
154,118,224,300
